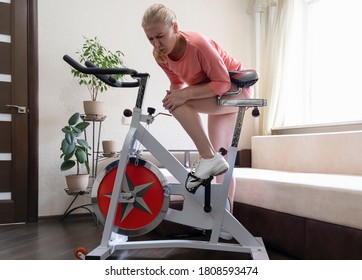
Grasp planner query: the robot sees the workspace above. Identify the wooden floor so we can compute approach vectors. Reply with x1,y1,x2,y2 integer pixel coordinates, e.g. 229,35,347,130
0,215,294,260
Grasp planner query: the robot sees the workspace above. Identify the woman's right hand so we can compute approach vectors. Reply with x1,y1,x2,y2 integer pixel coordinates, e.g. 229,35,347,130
162,89,188,113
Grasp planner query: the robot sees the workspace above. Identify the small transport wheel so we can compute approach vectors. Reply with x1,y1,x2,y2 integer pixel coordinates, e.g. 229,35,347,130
74,246,88,260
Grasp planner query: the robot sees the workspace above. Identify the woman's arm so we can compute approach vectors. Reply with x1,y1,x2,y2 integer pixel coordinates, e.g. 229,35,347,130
163,83,217,112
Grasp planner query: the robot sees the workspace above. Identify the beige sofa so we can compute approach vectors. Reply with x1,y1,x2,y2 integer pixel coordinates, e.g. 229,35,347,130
233,131,362,259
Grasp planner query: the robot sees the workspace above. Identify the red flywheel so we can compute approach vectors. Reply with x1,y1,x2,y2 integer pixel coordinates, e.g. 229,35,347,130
92,157,169,236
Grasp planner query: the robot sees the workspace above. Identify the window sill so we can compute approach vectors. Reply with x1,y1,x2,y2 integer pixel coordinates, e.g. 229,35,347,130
271,121,362,135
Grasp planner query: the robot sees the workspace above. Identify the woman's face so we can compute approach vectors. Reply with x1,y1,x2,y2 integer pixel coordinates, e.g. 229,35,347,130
144,22,177,56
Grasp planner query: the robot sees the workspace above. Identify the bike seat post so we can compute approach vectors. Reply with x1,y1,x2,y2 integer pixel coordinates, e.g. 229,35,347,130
231,106,247,148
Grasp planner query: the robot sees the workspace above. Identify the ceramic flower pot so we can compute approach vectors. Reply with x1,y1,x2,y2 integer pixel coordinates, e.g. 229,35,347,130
83,100,106,116
65,174,89,192
102,140,119,157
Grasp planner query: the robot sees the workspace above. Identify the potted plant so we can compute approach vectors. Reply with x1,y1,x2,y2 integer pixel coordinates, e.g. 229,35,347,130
70,36,126,116
60,112,91,192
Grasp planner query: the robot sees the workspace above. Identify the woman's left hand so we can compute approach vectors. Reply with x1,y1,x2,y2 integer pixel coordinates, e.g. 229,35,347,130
162,89,188,113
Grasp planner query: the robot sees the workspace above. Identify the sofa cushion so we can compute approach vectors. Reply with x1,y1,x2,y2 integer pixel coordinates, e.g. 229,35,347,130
233,168,362,230
252,131,362,176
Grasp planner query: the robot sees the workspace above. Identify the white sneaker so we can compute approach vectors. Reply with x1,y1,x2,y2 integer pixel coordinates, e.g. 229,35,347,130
186,153,229,191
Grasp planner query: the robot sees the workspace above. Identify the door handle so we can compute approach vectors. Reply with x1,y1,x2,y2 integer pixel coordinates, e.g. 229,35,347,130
6,104,28,114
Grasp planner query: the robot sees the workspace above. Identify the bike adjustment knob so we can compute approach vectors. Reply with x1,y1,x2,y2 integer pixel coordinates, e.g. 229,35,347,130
219,147,228,156
123,109,132,117
147,107,156,115
252,107,260,117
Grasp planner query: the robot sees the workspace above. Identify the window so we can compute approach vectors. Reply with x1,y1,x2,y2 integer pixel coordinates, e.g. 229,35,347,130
290,0,362,126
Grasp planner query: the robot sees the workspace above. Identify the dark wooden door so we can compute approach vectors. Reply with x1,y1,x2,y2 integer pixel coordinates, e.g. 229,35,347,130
0,0,38,224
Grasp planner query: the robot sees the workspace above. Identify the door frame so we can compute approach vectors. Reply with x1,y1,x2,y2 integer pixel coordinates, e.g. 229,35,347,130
27,0,39,223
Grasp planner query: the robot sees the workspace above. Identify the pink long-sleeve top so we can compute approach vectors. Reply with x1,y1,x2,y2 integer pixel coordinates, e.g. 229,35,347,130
155,31,244,96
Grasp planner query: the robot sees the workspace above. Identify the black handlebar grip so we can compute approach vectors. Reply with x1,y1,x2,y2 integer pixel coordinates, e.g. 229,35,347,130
84,60,140,88
63,54,138,76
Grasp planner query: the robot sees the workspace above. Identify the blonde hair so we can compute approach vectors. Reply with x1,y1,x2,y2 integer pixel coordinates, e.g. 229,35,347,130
142,4,177,28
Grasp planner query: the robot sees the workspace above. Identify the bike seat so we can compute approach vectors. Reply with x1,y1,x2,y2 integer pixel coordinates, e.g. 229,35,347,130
229,69,259,88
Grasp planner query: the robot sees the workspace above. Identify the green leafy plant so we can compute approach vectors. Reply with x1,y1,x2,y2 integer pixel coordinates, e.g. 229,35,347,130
60,112,91,174
71,36,126,101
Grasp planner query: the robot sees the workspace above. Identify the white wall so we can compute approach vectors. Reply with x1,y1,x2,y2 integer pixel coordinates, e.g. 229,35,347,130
38,0,257,216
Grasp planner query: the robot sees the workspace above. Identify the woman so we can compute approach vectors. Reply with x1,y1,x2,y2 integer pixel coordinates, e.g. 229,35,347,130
142,4,251,222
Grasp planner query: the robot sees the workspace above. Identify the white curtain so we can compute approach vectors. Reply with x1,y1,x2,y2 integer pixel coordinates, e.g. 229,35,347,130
248,0,304,134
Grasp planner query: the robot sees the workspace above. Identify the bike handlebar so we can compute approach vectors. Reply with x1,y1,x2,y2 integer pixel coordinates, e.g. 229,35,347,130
63,54,140,88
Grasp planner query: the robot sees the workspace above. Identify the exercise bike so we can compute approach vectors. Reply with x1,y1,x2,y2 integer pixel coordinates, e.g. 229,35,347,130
63,55,268,260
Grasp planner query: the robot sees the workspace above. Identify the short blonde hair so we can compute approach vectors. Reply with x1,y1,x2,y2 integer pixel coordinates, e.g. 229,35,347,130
142,4,177,28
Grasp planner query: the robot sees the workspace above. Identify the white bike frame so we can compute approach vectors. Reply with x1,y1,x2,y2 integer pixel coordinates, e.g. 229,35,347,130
62,55,269,260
